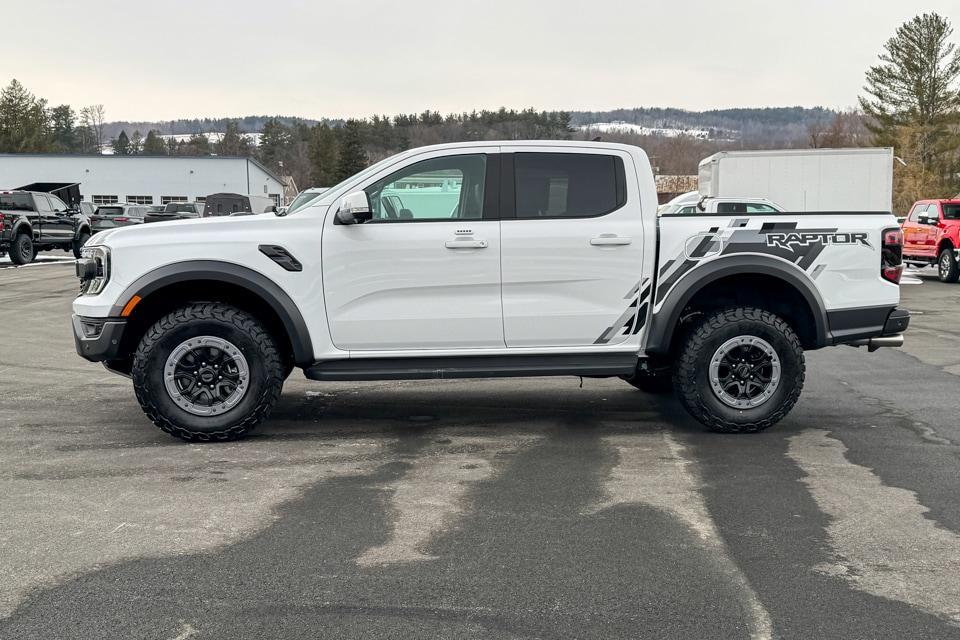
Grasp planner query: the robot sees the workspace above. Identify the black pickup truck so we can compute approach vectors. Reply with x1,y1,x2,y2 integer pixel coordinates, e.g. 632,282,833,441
0,190,92,265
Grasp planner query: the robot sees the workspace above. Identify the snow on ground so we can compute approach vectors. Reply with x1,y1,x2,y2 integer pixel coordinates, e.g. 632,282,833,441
578,122,712,139
0,254,75,269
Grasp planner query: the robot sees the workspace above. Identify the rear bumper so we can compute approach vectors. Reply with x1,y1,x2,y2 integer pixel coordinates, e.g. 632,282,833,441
72,315,127,362
828,306,910,348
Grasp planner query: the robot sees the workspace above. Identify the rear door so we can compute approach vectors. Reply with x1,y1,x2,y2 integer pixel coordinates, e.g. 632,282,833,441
499,149,645,348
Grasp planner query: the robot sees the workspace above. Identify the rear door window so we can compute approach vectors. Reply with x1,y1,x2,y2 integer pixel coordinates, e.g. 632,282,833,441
942,204,960,220
34,195,52,212
0,194,35,211
514,153,625,219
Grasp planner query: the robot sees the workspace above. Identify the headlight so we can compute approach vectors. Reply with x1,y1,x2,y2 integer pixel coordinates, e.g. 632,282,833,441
77,245,110,296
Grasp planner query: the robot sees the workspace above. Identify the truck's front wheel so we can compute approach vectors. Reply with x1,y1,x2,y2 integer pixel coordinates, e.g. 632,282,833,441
674,307,804,433
131,303,284,442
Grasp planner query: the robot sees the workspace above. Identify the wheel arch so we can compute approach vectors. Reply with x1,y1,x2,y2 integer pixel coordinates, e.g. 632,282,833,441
645,254,829,354
114,261,314,367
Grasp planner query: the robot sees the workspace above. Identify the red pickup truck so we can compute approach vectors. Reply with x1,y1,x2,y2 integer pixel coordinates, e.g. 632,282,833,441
902,199,960,282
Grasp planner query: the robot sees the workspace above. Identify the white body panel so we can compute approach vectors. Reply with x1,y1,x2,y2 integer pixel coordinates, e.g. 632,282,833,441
698,148,894,213
73,140,900,370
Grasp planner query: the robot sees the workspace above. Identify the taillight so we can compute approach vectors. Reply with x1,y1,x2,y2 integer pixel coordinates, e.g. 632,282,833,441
114,217,129,223
882,227,903,284
0,213,5,228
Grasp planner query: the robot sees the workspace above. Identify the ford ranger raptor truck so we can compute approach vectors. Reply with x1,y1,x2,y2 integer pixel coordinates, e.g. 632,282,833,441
72,141,910,441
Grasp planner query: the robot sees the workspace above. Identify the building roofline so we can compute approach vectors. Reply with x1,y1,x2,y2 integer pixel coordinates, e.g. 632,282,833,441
0,152,284,184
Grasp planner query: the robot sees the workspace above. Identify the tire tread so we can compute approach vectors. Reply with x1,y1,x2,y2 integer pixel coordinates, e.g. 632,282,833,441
673,306,804,433
131,302,283,442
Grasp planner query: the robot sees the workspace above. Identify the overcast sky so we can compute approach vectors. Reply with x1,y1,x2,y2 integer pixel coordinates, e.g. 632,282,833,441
5,0,958,121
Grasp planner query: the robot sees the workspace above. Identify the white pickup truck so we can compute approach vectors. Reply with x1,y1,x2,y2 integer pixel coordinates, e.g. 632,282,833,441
72,141,910,442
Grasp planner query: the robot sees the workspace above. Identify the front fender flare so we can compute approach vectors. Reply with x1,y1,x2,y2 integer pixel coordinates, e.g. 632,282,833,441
644,254,829,354
112,260,314,365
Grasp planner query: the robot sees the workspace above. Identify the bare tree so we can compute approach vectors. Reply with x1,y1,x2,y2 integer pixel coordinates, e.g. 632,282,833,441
81,104,106,153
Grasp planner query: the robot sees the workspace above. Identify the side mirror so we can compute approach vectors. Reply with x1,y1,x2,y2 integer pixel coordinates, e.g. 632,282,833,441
336,191,372,225
920,214,938,225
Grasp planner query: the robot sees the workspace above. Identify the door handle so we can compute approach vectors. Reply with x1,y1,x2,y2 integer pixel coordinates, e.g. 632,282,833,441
445,239,488,249
590,234,632,246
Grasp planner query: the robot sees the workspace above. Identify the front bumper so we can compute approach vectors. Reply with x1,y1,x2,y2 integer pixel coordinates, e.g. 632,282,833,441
72,315,127,362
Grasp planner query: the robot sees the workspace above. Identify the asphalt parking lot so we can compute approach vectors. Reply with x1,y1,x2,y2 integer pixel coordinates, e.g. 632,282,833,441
1,262,959,639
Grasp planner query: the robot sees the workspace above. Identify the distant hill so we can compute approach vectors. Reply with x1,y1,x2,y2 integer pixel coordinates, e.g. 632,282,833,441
104,106,836,146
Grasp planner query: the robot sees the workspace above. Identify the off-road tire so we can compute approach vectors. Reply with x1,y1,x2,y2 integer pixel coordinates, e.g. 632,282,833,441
674,306,804,433
938,248,959,283
132,303,284,442
73,231,91,259
9,233,34,265
621,358,673,393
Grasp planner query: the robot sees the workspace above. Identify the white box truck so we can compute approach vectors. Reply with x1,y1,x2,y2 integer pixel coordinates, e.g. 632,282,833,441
698,148,894,212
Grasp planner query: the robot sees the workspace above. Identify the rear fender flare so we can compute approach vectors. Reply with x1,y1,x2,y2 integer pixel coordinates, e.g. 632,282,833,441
644,254,829,354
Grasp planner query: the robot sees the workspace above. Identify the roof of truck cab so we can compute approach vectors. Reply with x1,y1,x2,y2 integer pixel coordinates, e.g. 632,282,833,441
407,140,643,153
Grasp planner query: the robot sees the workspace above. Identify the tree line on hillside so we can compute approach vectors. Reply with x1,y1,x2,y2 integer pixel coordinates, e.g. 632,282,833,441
0,11,957,211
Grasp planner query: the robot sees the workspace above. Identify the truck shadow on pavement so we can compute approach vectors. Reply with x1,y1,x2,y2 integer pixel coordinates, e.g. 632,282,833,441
3,381,956,639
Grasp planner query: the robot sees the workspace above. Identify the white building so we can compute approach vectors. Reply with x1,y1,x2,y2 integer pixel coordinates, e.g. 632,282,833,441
0,154,285,207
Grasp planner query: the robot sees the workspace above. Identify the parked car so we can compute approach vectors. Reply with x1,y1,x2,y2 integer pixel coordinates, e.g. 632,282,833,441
282,187,328,216
73,141,908,442
144,202,203,224
0,190,92,264
203,193,277,217
90,204,148,233
901,199,960,282
659,191,784,215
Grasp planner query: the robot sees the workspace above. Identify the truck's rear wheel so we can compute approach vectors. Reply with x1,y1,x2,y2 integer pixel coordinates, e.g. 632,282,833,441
9,234,34,265
674,306,804,433
132,303,284,442
938,249,959,283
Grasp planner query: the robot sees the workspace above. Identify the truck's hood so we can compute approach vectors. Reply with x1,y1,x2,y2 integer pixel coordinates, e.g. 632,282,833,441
90,213,276,247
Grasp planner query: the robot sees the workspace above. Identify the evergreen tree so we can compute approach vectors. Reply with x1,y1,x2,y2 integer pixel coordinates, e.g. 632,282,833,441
142,130,167,155
112,130,131,155
258,119,292,169
859,13,960,179
49,105,77,152
335,120,369,182
217,121,251,156
130,130,143,155
308,123,340,186
0,79,51,152
183,133,212,155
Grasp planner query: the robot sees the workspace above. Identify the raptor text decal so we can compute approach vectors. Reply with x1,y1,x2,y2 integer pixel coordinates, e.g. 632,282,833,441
765,231,871,250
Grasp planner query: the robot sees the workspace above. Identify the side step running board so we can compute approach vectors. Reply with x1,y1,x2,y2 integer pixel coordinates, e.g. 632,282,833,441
304,353,639,381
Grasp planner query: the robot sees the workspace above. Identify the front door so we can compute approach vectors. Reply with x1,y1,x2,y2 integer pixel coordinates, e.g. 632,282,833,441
45,195,77,241
499,150,646,348
322,149,504,351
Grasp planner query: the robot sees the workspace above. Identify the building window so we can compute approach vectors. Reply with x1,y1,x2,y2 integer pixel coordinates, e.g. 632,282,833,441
161,196,188,205
195,196,206,203
92,195,119,205
126,195,153,205
269,194,281,207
